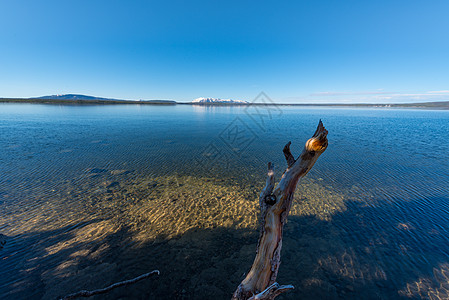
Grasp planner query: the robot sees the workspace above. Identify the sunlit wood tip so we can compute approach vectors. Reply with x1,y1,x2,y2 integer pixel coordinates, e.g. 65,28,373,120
313,120,328,139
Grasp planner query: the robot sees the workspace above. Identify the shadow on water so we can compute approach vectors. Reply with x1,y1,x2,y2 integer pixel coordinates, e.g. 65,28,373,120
2,197,449,300
0,219,105,299
280,196,449,300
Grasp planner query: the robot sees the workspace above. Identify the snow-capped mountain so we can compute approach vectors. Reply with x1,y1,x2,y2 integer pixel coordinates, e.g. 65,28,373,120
192,97,248,104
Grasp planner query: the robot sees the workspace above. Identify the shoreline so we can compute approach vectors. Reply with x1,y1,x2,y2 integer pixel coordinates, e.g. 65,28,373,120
0,98,177,105
1,98,448,110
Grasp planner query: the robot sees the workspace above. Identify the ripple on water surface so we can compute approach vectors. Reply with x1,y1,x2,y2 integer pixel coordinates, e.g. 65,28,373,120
1,104,449,299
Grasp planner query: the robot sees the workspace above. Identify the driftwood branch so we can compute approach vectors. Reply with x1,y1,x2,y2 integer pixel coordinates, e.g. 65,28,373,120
60,270,160,300
282,141,295,168
248,283,294,300
232,120,328,300
260,162,275,207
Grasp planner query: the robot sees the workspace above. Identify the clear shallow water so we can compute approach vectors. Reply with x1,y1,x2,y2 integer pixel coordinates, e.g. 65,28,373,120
0,103,449,299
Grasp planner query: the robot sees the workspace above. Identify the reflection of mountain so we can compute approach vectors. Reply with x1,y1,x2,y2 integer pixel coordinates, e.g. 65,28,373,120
192,97,248,104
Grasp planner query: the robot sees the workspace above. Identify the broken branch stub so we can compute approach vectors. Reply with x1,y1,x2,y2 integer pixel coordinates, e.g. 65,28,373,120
232,120,328,300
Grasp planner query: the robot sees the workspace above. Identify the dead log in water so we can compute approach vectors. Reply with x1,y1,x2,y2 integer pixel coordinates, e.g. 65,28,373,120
232,120,328,300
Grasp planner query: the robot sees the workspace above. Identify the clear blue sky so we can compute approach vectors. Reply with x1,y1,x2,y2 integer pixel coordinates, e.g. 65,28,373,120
1,0,448,103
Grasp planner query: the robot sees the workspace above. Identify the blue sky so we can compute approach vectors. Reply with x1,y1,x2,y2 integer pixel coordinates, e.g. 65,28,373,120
1,0,448,103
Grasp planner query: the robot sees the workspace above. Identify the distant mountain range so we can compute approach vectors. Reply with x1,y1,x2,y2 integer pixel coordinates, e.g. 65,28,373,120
0,94,448,109
192,97,248,104
32,94,123,101
28,94,176,104
31,95,249,104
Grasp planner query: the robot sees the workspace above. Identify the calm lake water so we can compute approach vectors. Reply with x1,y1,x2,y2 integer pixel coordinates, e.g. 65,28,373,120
1,103,449,300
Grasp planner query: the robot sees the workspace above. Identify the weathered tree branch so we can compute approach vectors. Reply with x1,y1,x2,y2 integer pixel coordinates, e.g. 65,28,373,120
282,142,295,168
232,120,328,300
60,270,160,300
248,283,294,300
260,162,275,207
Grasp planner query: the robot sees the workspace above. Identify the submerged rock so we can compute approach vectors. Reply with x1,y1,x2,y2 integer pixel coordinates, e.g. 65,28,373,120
110,169,130,175
0,234,6,248
106,182,120,189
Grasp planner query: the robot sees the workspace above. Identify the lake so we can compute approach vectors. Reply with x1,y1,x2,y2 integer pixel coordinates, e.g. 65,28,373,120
1,103,448,299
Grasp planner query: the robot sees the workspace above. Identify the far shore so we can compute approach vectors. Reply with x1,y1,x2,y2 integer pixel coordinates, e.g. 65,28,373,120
1,98,448,109
0,98,177,105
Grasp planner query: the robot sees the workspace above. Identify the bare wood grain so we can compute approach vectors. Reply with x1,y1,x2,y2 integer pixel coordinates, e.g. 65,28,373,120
232,120,328,300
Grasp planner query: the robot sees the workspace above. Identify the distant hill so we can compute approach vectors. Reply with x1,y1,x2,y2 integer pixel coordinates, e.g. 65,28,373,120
139,99,176,104
392,101,449,108
31,94,177,104
32,94,124,101
1,94,448,108
0,94,178,105
192,97,248,104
